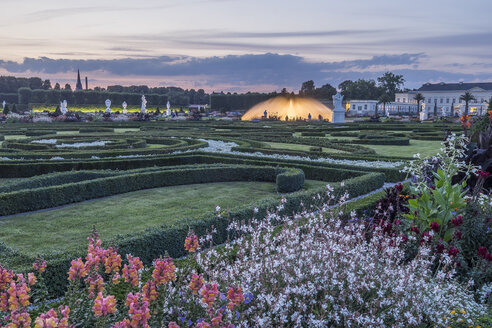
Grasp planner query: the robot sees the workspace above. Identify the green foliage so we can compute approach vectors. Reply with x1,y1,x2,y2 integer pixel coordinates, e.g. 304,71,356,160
404,169,467,241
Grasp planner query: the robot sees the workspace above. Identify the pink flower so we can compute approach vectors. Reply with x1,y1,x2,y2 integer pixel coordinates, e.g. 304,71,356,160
200,283,219,307
152,258,176,286
168,322,180,328
125,292,150,327
27,273,37,286
68,258,88,281
122,255,143,287
226,286,245,310
184,234,199,253
92,292,116,317
188,273,204,295
32,260,46,274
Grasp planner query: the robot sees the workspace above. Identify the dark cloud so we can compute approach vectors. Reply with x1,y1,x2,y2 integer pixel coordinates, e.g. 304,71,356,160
0,53,490,90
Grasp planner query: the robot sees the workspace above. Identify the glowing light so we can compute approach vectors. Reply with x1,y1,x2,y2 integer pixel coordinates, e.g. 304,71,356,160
241,96,334,121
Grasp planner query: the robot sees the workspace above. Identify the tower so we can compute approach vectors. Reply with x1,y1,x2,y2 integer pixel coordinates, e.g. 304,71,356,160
75,69,83,91
85,76,88,90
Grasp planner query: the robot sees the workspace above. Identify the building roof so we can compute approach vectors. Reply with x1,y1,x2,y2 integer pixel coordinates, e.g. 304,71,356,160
418,82,492,92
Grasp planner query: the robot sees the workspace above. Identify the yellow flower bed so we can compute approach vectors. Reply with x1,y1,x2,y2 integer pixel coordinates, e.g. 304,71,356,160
31,106,187,113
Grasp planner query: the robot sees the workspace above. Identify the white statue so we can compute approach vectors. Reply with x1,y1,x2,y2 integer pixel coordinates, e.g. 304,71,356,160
141,95,147,114
122,101,127,114
331,92,345,123
60,100,68,115
420,104,428,121
166,100,171,116
2,100,5,111
105,99,111,114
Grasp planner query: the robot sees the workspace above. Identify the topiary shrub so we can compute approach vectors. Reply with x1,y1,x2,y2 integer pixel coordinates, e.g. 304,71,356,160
276,167,305,193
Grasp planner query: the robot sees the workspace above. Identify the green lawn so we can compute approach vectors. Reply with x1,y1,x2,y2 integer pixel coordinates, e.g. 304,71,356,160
0,180,326,256
56,130,79,135
265,142,348,154
114,128,140,133
364,139,441,157
322,136,441,158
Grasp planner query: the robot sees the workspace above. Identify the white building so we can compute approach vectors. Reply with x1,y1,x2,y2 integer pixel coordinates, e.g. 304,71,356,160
395,82,492,116
347,100,417,116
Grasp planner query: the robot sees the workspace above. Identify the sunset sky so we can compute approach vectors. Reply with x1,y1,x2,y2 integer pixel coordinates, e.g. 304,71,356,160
1,0,491,92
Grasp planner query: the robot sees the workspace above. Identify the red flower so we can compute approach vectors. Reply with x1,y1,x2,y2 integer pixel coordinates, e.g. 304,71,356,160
429,222,440,232
453,229,462,241
394,220,401,225
451,216,463,227
476,170,490,178
395,183,403,191
435,244,445,254
477,246,488,258
410,226,420,234
448,247,459,257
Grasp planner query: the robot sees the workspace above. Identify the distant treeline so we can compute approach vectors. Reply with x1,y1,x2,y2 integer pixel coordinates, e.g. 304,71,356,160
210,93,277,112
17,88,168,106
0,76,209,106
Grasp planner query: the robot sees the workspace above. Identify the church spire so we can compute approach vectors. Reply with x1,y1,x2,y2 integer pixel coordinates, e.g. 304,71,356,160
75,69,83,91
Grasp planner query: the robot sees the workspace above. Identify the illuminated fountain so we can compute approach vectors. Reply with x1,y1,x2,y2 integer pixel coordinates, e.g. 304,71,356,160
241,94,345,122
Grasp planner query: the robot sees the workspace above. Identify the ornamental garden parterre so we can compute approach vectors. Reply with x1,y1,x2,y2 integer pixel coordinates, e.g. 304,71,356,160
0,114,491,327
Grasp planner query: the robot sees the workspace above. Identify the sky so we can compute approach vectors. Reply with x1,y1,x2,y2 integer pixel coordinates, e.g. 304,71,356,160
1,0,492,92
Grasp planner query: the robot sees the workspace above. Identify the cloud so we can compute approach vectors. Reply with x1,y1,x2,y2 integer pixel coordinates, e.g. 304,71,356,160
0,53,491,91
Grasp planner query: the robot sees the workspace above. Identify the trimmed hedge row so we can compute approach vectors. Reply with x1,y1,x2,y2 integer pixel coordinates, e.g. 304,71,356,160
0,164,305,216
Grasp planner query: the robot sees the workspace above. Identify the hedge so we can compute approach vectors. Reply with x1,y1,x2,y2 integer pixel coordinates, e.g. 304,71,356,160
0,164,305,216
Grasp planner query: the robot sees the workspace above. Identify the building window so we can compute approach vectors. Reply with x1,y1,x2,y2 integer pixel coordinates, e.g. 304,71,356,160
403,98,406,103
428,98,431,103
446,98,449,103
397,98,400,102
364,104,367,109
358,106,362,111
440,98,443,103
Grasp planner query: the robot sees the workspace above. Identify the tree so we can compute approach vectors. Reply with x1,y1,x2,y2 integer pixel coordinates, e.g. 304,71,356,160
338,79,382,100
42,79,52,90
377,72,405,99
64,84,72,91
3,104,9,115
300,80,315,96
414,93,425,112
377,93,392,117
314,83,337,99
280,88,288,95
54,83,61,90
459,92,476,116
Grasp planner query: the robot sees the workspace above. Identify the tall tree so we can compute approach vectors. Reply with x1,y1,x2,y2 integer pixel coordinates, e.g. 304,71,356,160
414,93,425,112
377,72,405,99
314,83,337,99
42,79,52,90
377,93,392,117
54,83,61,90
459,92,476,116
64,83,72,91
300,80,315,96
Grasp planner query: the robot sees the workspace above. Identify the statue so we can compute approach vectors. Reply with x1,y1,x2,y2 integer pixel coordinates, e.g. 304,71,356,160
331,92,345,123
263,109,267,118
308,113,312,120
60,100,68,115
332,92,344,110
122,101,128,114
2,100,5,111
105,99,111,114
141,95,147,114
166,101,171,116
